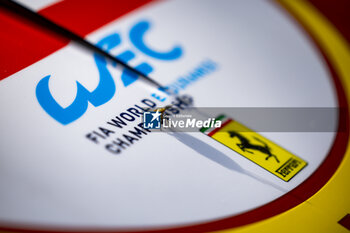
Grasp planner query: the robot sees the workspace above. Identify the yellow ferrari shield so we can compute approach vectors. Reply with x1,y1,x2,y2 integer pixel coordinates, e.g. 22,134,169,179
200,115,307,181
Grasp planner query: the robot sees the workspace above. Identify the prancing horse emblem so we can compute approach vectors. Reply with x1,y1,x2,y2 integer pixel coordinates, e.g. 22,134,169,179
228,131,280,163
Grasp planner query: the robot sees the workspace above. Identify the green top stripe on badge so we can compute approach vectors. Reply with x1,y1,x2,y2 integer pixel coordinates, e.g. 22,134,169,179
200,114,226,133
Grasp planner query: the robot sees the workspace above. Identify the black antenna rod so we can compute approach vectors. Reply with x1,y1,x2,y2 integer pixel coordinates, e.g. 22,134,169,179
0,0,169,93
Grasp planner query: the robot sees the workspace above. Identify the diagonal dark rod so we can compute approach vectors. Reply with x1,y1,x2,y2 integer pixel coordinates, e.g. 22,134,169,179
0,0,168,92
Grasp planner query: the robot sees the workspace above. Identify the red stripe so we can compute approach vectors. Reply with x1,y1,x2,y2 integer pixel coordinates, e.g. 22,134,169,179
0,7,68,81
208,119,232,137
308,0,350,46
39,0,155,38
0,0,156,81
338,214,350,230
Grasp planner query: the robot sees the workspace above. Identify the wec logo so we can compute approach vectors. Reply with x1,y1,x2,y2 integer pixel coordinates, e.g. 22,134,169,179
36,20,182,125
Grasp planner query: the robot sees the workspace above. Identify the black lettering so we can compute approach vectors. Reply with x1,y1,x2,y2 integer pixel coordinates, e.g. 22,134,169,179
165,106,180,114
112,138,129,149
86,133,99,144
120,112,135,122
172,96,192,110
93,130,105,139
107,116,127,128
127,107,143,118
142,98,157,108
123,134,139,144
129,126,147,138
105,144,121,154
134,104,147,112
98,127,115,137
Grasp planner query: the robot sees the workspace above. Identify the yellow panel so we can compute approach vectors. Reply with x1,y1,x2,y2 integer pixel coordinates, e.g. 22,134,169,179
209,119,307,181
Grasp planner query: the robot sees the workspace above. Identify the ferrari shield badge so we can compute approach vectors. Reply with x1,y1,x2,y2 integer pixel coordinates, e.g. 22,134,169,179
201,115,308,181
